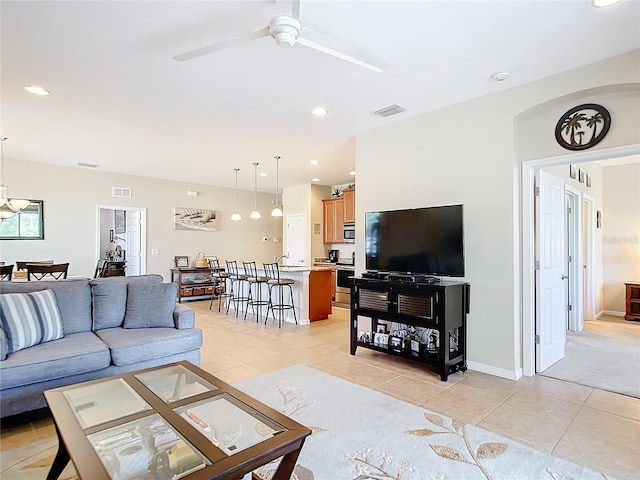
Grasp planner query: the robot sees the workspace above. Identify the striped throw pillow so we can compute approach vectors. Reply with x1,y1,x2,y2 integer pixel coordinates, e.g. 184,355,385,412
0,289,64,357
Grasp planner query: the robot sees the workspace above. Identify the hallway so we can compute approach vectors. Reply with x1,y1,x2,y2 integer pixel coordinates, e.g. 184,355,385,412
541,315,640,398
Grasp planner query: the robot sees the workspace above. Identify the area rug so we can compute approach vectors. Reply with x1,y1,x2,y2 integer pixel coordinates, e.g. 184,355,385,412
541,317,640,398
235,364,613,480
1,365,615,480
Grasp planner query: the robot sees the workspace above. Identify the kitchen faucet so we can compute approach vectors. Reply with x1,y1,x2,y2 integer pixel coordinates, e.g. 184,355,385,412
273,253,288,264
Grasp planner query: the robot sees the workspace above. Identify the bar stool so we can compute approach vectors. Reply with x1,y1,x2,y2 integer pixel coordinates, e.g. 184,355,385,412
225,260,250,317
208,257,232,312
243,261,269,322
263,262,297,328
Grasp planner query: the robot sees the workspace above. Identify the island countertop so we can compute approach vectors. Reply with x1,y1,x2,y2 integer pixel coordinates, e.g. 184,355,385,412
279,265,335,272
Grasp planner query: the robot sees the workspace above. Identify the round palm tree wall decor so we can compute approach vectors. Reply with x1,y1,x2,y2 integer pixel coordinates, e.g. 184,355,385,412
555,103,611,151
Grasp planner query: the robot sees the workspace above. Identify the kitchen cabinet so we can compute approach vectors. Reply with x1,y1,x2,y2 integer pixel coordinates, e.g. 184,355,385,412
322,198,344,244
342,188,355,224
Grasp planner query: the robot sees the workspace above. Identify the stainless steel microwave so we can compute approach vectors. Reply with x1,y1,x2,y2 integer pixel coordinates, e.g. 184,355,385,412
343,224,355,242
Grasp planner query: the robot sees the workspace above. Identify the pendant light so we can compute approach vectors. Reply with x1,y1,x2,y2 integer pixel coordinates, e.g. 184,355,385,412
0,137,30,221
250,162,261,219
271,155,283,217
231,168,242,221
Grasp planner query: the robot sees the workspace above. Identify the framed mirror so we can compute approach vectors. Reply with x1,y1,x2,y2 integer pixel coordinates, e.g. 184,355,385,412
0,200,44,240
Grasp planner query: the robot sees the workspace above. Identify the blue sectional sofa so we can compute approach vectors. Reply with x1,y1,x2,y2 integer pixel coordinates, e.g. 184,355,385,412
0,274,203,418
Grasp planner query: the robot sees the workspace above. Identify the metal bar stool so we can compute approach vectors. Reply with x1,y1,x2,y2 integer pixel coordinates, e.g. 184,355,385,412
225,260,249,317
243,261,269,322
263,262,297,328
208,257,232,312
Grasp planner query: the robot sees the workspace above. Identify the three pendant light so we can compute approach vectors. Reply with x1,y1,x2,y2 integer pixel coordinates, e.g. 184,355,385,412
231,156,283,221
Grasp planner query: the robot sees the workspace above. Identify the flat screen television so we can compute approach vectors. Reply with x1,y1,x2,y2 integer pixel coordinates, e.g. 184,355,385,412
365,204,465,277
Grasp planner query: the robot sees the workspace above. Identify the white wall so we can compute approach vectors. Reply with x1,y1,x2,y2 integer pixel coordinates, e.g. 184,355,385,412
602,163,640,313
355,50,640,377
0,160,283,279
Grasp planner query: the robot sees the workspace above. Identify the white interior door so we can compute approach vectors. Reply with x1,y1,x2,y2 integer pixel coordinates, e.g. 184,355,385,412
536,170,567,372
125,211,141,276
285,213,306,266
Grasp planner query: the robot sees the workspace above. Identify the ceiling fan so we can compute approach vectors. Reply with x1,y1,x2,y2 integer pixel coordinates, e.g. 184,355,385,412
173,0,388,72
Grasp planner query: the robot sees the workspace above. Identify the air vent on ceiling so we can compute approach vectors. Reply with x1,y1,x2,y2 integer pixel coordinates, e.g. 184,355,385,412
374,104,406,118
77,162,100,168
112,187,132,198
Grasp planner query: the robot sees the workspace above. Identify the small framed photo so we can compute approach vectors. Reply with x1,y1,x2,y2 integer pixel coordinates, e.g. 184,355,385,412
373,333,389,347
586,174,592,188
174,256,189,268
578,168,585,183
358,331,371,344
115,210,126,234
376,324,387,334
569,164,577,179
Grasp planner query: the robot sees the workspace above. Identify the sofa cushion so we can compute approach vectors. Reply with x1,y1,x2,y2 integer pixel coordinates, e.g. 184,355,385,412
90,275,164,330
123,283,178,329
0,290,64,356
0,328,6,361
0,279,92,335
95,327,202,366
0,332,110,389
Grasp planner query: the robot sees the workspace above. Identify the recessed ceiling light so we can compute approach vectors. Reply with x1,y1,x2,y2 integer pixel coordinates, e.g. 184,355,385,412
592,0,622,7
260,172,268,177
492,71,510,82
24,85,51,96
349,171,356,176
310,160,320,165
311,107,328,116
311,178,320,182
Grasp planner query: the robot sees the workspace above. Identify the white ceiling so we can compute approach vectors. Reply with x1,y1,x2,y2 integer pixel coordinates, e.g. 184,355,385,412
2,1,639,192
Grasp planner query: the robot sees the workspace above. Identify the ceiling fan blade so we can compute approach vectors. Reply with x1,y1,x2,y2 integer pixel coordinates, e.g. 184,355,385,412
297,27,389,72
173,26,270,62
276,0,300,19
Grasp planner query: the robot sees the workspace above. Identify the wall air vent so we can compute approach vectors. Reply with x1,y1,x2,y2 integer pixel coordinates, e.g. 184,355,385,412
77,162,100,168
112,187,132,198
374,104,406,118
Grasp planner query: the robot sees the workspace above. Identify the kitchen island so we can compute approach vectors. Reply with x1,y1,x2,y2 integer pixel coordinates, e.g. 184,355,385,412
229,266,333,325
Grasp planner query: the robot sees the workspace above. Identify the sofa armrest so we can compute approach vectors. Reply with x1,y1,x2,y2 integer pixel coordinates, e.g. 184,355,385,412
173,304,195,329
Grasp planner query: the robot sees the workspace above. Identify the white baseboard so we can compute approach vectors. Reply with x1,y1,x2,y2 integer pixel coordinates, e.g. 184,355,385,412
467,361,523,381
601,310,625,317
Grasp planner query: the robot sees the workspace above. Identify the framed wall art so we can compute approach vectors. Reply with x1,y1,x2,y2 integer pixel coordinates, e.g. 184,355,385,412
569,164,577,179
115,210,126,234
174,208,217,231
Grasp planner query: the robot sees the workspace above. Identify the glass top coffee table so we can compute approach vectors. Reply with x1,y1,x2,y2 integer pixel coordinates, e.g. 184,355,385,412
44,361,311,480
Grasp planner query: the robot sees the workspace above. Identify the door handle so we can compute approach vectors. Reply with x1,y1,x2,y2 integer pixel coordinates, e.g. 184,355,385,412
561,274,569,280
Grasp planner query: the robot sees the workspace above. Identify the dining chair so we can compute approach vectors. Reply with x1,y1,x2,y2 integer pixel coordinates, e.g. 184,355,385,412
27,263,69,281
0,264,14,281
16,260,54,271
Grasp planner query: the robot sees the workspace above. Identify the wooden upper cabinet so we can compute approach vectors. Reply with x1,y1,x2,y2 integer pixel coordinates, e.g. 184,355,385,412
342,189,355,224
323,198,344,244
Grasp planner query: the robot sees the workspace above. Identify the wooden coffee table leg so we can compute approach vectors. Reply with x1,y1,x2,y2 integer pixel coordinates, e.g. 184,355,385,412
46,425,70,480
270,446,303,480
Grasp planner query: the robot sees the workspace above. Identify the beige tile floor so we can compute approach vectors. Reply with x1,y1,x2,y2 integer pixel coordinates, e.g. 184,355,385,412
2,301,639,480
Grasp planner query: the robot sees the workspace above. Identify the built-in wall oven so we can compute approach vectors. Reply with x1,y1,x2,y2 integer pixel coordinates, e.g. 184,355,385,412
335,264,355,306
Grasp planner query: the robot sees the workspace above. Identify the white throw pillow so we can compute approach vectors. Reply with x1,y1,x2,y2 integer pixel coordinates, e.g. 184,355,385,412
0,289,64,357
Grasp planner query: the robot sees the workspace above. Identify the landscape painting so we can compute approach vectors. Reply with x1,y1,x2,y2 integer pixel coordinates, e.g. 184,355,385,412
174,208,217,231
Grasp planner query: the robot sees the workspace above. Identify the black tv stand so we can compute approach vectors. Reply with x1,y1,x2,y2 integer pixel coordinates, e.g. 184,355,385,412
350,276,469,381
